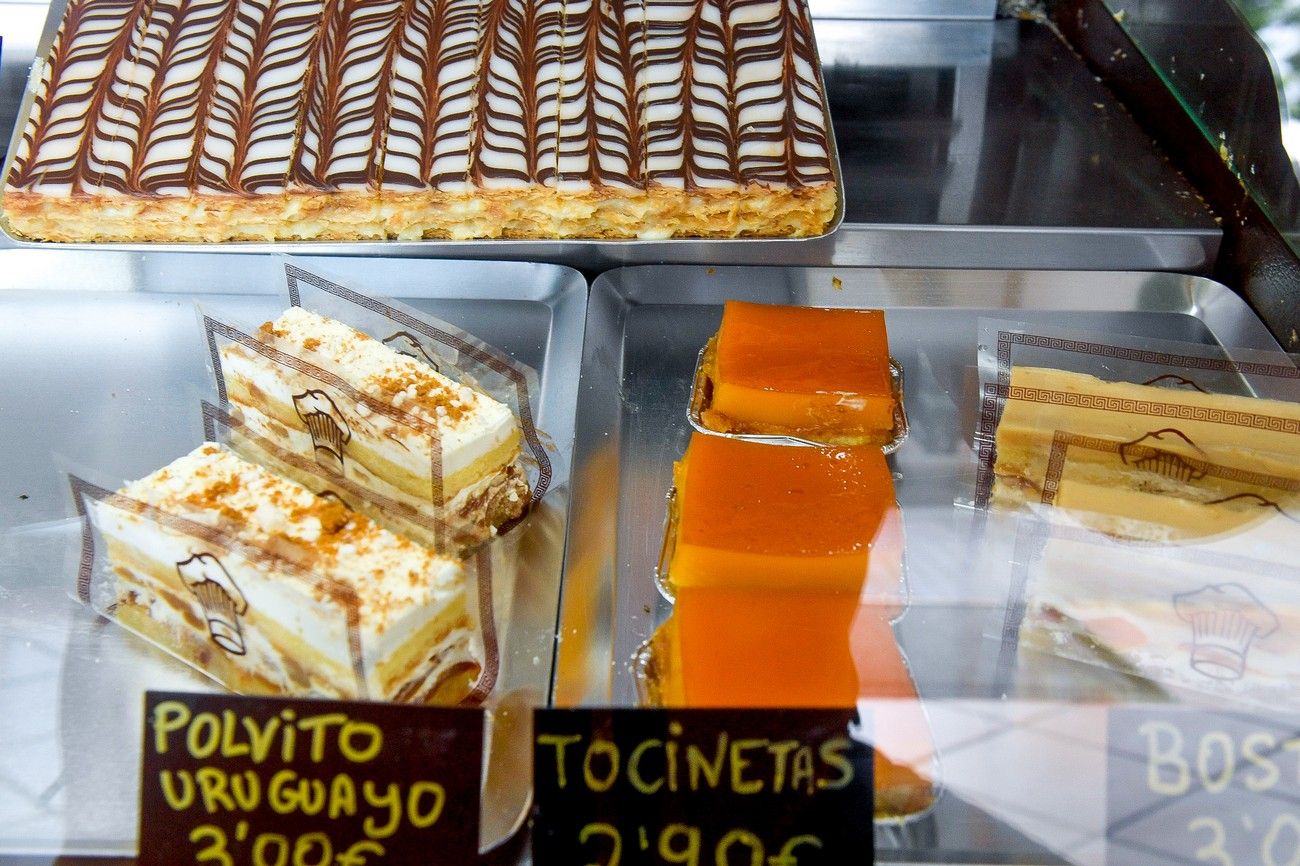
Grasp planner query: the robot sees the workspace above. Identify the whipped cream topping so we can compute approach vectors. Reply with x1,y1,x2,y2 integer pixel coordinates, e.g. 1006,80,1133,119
260,306,517,441
121,443,464,621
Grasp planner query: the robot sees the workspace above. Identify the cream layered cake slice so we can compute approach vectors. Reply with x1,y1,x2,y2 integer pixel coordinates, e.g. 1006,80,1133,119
218,306,530,541
91,443,482,703
990,366,1300,523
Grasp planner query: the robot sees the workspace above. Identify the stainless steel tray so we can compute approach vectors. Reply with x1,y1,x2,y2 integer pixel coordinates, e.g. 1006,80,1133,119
0,254,585,857
555,265,1283,864
0,0,843,255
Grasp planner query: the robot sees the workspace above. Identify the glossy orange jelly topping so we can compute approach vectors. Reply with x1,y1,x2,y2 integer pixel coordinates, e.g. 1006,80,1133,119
708,301,894,439
668,587,861,707
657,590,935,815
671,432,903,600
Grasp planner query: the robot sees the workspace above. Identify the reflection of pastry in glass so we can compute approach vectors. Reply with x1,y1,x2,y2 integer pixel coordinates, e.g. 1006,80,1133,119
1173,583,1279,680
176,553,249,655
221,307,529,540
92,444,481,703
692,301,904,449
1017,513,1300,712
644,431,934,819
661,431,904,604
642,591,935,820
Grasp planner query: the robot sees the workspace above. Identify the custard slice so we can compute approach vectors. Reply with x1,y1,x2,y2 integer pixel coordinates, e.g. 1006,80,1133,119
696,301,900,447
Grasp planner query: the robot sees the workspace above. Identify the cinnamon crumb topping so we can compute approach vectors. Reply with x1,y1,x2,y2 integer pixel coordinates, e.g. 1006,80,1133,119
120,445,461,619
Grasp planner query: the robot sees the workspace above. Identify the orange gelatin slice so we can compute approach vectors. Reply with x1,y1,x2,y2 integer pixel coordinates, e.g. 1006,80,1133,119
652,590,935,816
665,586,862,707
704,301,895,443
669,432,903,603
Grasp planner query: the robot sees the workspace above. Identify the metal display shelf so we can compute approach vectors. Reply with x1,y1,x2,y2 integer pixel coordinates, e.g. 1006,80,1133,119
557,264,1288,866
0,9,1219,271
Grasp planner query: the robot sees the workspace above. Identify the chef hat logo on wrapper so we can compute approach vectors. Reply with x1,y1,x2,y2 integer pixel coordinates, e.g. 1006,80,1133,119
176,552,250,656
315,488,353,510
1140,373,1210,393
1173,583,1280,680
382,331,443,373
292,390,352,473
1119,428,1209,483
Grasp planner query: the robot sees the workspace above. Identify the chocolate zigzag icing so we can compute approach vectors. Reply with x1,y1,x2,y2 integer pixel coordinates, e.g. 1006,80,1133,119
471,0,564,187
382,0,485,191
638,0,698,189
198,0,327,194
7,0,153,194
684,0,740,188
554,0,642,188
294,0,409,191
7,0,836,231
735,0,831,185
93,0,240,195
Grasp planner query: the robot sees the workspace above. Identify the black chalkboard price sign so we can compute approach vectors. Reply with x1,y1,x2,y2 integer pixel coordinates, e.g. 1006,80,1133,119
1107,705,1300,866
137,691,483,866
531,708,874,866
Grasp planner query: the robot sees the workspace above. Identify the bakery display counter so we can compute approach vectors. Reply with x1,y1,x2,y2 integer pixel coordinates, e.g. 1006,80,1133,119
0,1,1295,864
558,264,1298,865
0,2,1219,269
0,254,586,859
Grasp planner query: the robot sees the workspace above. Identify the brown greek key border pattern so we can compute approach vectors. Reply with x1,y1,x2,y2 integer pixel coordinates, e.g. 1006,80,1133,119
284,264,554,507
996,331,1300,386
1008,385,1300,433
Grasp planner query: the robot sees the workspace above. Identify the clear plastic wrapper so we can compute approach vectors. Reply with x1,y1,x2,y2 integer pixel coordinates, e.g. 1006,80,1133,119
68,452,499,705
200,261,561,555
62,260,571,711
969,320,1300,711
972,318,1300,509
281,261,561,506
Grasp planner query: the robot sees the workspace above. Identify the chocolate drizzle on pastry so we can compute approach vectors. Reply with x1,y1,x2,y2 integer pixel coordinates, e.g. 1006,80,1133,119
5,0,836,236
382,0,484,190
9,0,154,195
199,0,327,195
293,0,408,191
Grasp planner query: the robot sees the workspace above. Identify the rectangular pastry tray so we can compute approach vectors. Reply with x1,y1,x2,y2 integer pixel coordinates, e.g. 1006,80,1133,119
555,265,1284,865
0,0,844,255
0,253,585,857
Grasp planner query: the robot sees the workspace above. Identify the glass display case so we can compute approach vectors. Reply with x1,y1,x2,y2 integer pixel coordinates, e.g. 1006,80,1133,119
0,1,1295,865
